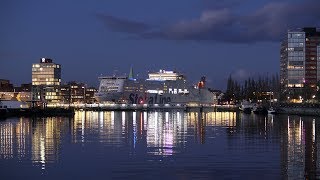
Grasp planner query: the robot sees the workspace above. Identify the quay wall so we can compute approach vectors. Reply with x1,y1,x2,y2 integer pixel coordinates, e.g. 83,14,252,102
277,107,320,116
47,103,238,112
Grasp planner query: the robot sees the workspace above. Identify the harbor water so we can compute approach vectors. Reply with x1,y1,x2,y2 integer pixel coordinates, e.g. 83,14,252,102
0,111,320,179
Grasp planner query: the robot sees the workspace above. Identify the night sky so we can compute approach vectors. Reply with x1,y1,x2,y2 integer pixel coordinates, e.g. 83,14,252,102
1,0,320,90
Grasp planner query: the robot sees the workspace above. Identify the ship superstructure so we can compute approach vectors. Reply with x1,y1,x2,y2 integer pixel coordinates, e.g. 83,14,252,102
95,69,213,105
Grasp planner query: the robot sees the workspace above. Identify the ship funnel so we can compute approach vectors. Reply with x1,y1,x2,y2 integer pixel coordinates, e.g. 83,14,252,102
197,76,206,88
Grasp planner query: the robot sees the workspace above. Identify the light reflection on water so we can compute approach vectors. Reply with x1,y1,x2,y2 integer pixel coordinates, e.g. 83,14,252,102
0,111,320,179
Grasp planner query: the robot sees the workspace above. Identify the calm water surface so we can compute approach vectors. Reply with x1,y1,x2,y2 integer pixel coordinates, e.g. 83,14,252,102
0,111,320,179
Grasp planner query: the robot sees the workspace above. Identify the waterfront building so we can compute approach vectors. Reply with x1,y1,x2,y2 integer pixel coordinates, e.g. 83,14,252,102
61,82,97,103
0,81,31,102
14,83,32,92
0,79,14,92
280,27,320,102
0,92,31,102
85,87,97,103
31,58,61,104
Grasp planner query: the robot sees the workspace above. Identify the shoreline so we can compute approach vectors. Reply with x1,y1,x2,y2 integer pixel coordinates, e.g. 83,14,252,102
1,105,320,119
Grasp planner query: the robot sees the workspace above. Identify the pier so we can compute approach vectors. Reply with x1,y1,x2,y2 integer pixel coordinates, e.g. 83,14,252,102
46,103,239,112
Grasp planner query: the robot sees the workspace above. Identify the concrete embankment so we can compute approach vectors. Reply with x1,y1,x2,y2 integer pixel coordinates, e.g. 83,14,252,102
277,104,320,116
0,108,74,119
49,104,239,112
277,107,320,116
0,104,240,119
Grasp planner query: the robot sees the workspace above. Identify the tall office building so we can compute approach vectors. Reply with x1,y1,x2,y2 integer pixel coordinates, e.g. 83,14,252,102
280,27,320,102
32,58,61,103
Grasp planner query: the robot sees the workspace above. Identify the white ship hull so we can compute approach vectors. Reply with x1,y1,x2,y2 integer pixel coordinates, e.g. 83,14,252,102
94,69,214,105
95,89,213,105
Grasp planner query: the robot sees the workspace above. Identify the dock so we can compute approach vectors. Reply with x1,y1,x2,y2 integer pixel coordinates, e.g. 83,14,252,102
0,103,240,119
46,103,239,112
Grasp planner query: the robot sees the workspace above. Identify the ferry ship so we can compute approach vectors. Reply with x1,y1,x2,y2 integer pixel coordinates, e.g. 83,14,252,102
94,69,214,106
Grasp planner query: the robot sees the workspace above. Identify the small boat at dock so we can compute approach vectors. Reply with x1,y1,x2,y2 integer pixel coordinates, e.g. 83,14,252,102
268,107,276,114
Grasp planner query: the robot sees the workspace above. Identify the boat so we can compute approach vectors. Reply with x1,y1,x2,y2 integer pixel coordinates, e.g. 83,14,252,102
267,107,276,114
239,100,252,114
252,103,267,114
0,101,8,118
267,93,276,114
94,69,214,106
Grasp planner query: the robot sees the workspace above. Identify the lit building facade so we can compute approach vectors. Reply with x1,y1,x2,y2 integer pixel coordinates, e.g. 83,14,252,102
280,27,320,102
85,87,97,103
0,82,31,102
32,58,61,103
61,82,97,103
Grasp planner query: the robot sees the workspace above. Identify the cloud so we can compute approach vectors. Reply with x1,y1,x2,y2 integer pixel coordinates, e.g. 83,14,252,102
200,0,249,10
97,0,320,43
96,14,150,34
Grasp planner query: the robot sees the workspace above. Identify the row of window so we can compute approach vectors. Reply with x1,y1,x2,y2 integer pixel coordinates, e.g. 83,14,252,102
32,82,60,86
44,95,60,100
288,70,304,77
32,71,57,74
288,66,303,70
288,33,305,39
288,52,305,56
288,61,303,66
288,78,304,84
288,56,305,61
32,64,60,68
288,43,304,48
71,96,84,99
287,84,303,87
32,78,60,81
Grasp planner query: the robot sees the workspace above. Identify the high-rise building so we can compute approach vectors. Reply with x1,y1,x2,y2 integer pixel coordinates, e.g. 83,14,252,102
31,58,61,103
280,27,320,102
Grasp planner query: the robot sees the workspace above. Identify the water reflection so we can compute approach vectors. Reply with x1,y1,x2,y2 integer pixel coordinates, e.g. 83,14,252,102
280,116,320,179
0,111,319,178
0,117,68,169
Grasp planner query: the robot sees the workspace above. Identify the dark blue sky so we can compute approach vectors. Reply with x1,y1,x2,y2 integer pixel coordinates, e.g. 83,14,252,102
1,0,320,89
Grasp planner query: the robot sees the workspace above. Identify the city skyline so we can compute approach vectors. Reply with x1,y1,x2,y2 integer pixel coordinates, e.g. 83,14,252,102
1,0,320,89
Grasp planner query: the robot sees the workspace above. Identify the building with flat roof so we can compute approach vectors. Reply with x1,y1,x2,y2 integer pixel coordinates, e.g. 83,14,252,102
61,82,97,104
31,58,61,103
280,27,320,102
0,79,14,92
